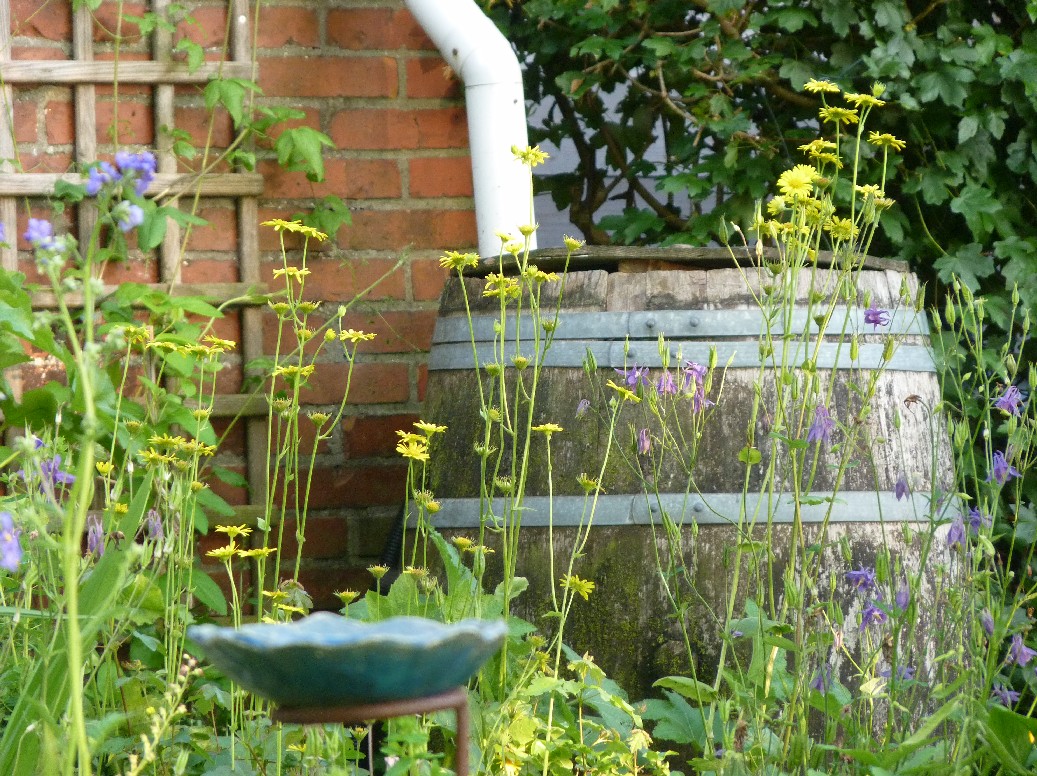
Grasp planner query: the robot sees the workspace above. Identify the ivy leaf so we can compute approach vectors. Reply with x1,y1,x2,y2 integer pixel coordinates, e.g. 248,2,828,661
958,115,979,144
950,183,1002,240
932,243,996,290
779,59,813,90
772,7,817,32
916,66,972,107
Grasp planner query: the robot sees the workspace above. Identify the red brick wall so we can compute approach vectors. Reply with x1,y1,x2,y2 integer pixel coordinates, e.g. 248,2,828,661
8,0,475,607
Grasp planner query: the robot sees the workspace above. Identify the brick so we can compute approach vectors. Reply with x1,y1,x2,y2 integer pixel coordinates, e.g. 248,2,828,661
410,258,450,301
19,150,74,173
257,6,319,48
171,105,235,150
181,258,239,284
405,58,461,99
260,56,397,98
95,100,154,145
299,362,410,405
300,258,407,302
11,0,71,40
13,100,36,143
215,363,243,394
338,208,476,251
91,3,147,43
205,465,249,507
176,205,239,252
99,258,158,285
342,413,419,458
274,515,350,560
178,7,229,49
327,8,435,51
44,99,75,145
304,463,409,509
330,107,467,150
409,156,473,198
260,311,327,360
340,310,437,354
211,418,246,457
256,157,402,200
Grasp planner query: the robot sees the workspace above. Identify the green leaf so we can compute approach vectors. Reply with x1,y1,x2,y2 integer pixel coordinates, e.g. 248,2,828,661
203,78,261,128
958,115,979,144
136,199,167,252
933,243,996,290
274,126,335,182
191,569,228,616
737,446,762,464
652,676,718,704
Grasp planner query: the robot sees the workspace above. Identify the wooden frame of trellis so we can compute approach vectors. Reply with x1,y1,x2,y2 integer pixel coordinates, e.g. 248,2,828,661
0,0,269,524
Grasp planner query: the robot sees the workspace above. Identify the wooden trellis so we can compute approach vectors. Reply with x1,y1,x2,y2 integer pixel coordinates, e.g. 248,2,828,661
0,0,269,521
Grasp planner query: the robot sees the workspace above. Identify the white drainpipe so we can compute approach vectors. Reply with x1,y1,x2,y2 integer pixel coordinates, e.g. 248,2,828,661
404,0,535,258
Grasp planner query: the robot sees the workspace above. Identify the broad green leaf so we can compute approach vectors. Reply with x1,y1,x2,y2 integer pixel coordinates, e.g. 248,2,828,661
190,569,228,616
652,676,717,704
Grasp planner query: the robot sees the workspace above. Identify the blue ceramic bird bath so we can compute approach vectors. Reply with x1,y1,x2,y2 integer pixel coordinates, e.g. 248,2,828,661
188,613,507,707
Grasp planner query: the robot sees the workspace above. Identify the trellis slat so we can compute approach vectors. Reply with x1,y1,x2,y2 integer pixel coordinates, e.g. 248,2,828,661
0,60,252,84
0,172,265,197
30,282,270,310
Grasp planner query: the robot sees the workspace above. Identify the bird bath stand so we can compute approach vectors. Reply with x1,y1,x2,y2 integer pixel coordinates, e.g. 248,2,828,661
189,613,507,775
273,686,471,775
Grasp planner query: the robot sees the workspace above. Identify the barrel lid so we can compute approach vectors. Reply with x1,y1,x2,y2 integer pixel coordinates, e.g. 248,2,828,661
467,245,908,277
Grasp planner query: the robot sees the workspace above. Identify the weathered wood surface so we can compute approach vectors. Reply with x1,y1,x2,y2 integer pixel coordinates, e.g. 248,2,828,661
427,260,950,699
30,282,269,310
467,245,909,277
0,60,251,84
0,172,264,197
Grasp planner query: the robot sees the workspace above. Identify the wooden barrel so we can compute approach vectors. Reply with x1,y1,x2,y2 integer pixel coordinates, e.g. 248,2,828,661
422,246,952,698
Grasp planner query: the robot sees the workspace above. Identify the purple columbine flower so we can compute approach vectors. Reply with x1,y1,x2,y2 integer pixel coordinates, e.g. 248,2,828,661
981,609,996,637
145,509,164,542
87,514,105,558
845,565,878,594
810,664,833,694
113,201,145,232
987,450,1021,486
0,512,23,572
115,150,157,196
0,222,6,243
40,454,75,490
656,370,678,396
681,361,712,413
615,364,649,389
576,398,590,417
638,428,651,455
85,161,121,196
994,385,1025,416
1006,634,1037,668
860,599,888,630
992,682,1020,706
864,303,891,329
967,507,991,535
894,473,909,501
806,405,835,444
879,664,915,682
947,515,967,550
895,585,910,611
24,218,54,246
